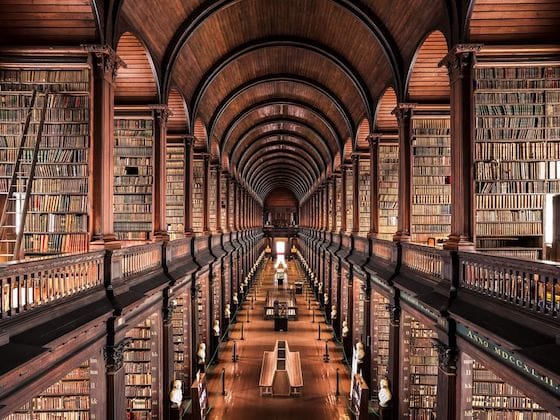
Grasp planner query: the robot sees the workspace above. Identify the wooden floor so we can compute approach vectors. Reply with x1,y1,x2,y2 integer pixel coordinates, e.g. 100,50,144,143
205,257,352,420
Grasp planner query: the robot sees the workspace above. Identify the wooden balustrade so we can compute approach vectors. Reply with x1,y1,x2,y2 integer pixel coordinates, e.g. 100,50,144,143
116,243,163,279
401,243,443,279
0,251,105,319
459,252,560,319
371,238,394,263
166,238,190,261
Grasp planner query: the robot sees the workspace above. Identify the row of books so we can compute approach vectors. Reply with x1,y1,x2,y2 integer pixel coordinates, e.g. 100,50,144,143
0,109,89,121
25,214,87,232
476,180,554,194
476,80,560,90
0,69,90,83
474,141,560,161
476,67,560,79
115,175,153,185
0,93,89,108
24,233,89,254
0,135,88,149
476,128,559,141
477,223,542,236
27,177,88,195
0,149,88,163
476,210,542,222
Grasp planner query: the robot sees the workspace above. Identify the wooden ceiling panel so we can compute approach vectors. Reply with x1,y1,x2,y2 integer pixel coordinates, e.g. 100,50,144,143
375,87,398,132
224,103,337,157
115,32,158,102
167,88,188,133
170,0,391,117
212,80,349,146
407,31,449,102
0,0,97,44
469,0,560,42
192,46,363,130
361,0,449,64
193,118,207,149
121,0,200,65
356,119,370,149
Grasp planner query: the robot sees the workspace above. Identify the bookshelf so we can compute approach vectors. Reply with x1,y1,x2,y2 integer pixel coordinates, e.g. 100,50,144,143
345,166,353,232
474,64,560,259
378,142,399,240
371,291,390,393
166,139,185,239
196,275,209,346
411,112,451,245
460,352,557,419
113,111,154,242
171,292,191,392
400,312,438,419
124,313,160,419
335,175,342,231
228,178,234,230
358,157,370,236
0,66,91,259
6,359,92,419
192,158,204,234
208,166,217,233
220,174,227,230
352,278,365,343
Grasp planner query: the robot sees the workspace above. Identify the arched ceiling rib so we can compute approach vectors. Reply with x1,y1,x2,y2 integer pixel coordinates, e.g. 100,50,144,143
116,0,452,202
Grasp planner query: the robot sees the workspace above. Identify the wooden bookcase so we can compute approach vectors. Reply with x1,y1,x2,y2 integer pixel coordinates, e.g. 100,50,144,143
400,312,438,419
358,157,370,236
6,359,92,419
378,141,399,240
371,291,390,393
165,138,185,239
113,108,154,242
411,109,451,245
474,63,560,259
345,165,353,232
124,313,160,419
0,63,91,260
460,352,556,419
192,157,204,235
196,273,209,346
208,165,217,233
220,173,227,230
335,175,342,232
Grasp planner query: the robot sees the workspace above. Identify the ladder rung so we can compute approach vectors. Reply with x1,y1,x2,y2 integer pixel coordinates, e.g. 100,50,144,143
1,225,16,228
0,239,17,243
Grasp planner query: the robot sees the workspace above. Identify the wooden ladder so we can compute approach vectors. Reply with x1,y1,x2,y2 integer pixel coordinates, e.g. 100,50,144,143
0,88,50,261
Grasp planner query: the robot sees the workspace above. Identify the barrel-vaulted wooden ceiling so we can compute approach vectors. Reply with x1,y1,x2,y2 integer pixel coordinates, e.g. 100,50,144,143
1,0,559,202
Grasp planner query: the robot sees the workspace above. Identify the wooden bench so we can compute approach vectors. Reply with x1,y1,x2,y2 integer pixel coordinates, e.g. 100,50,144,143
287,351,303,396
259,351,275,396
259,340,303,397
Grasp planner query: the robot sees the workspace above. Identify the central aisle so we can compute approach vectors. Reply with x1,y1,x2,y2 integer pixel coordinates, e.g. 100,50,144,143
205,256,351,420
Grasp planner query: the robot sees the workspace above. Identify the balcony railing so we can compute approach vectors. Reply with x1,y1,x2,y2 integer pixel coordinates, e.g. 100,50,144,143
401,242,444,279
459,252,560,319
371,238,395,263
117,243,163,280
0,251,104,319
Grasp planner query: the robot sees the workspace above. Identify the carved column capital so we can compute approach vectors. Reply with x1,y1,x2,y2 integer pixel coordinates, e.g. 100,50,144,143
433,341,458,375
184,134,195,148
150,104,171,125
367,134,380,148
104,338,131,373
83,44,126,82
439,44,482,83
392,103,416,123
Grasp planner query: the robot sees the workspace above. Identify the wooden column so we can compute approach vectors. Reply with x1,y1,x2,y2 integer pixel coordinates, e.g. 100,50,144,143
203,154,210,235
105,338,128,420
435,341,458,419
388,302,401,420
152,105,170,241
89,46,121,248
184,136,194,236
340,166,347,233
392,104,415,242
352,155,360,234
233,180,239,232
163,299,175,419
440,45,481,251
368,136,380,238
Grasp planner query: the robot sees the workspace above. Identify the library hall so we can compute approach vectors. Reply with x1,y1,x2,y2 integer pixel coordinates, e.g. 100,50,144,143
0,0,560,419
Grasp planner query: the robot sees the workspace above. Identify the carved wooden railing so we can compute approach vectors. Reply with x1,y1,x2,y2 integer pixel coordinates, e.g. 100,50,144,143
371,238,395,263
459,252,560,319
166,238,190,262
401,242,444,279
0,251,104,319
116,243,163,279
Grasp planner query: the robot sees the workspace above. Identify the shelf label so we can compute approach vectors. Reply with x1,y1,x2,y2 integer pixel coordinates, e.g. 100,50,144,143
457,323,560,397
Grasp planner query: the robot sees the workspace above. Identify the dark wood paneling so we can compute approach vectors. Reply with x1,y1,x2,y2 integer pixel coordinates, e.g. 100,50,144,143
0,0,97,45
374,87,398,132
407,31,450,102
167,88,188,133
